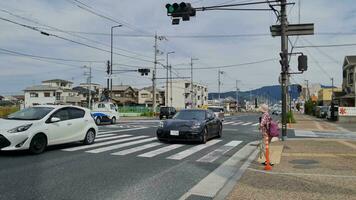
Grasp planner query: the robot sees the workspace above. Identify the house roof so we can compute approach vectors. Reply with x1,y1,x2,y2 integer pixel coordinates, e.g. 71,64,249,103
112,85,133,91
24,85,60,91
343,56,356,67
139,86,163,92
42,79,73,84
73,86,97,94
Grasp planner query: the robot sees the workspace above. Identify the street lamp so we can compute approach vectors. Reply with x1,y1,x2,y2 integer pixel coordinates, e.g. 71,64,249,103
166,51,175,106
110,24,123,99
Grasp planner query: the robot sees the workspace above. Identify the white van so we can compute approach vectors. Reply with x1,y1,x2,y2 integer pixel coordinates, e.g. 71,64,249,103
91,102,120,125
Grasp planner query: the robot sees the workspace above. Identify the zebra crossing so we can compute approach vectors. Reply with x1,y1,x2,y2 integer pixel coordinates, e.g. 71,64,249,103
294,130,356,140
223,121,259,127
61,131,243,163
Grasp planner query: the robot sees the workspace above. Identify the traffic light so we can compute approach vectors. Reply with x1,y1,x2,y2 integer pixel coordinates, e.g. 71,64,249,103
138,68,150,76
298,55,308,72
106,60,110,75
165,2,196,25
279,52,289,71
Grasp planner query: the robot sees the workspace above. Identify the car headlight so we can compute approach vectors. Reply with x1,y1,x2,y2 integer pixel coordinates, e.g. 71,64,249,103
7,124,32,133
159,121,164,128
191,122,201,129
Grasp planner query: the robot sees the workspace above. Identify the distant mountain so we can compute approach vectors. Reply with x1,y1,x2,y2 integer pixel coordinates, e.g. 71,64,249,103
208,84,300,103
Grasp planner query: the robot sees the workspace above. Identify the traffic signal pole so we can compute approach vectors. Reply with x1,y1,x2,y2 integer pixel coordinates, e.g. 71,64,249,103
153,34,158,113
280,0,288,141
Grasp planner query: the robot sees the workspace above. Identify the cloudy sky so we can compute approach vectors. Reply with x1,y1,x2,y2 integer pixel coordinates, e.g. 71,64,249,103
0,0,356,95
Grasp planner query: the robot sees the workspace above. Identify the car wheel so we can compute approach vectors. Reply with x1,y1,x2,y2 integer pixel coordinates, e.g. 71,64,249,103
29,134,47,154
217,123,223,138
200,127,208,144
111,117,116,124
84,129,96,145
95,117,101,125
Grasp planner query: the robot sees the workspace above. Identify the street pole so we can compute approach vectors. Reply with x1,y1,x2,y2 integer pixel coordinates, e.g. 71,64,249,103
89,65,92,109
166,52,174,106
305,79,310,101
191,58,194,108
218,69,221,107
280,0,289,141
110,25,122,100
331,77,335,119
153,33,158,113
236,80,239,112
170,65,173,107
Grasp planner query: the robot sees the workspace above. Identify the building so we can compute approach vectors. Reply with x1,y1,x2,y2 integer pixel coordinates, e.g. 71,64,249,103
337,55,356,107
169,80,208,109
0,96,4,101
318,88,342,106
73,83,104,107
24,79,81,108
138,86,165,106
111,85,138,106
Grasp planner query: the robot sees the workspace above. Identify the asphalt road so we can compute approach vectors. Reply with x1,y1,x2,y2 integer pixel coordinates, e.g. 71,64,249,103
0,114,262,200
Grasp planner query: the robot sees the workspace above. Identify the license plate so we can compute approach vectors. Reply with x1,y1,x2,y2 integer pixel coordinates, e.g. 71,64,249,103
170,130,179,136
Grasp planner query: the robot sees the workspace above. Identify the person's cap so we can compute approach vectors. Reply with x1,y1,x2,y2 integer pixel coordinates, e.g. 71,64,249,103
259,104,269,113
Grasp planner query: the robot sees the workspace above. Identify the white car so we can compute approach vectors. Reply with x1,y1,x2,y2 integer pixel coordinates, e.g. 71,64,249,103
207,106,225,121
0,105,98,154
91,102,120,125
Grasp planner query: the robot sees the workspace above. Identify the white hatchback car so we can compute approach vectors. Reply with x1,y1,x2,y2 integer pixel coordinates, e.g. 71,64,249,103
0,105,98,154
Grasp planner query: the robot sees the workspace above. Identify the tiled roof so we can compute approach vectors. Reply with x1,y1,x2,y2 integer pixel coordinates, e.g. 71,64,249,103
24,85,59,91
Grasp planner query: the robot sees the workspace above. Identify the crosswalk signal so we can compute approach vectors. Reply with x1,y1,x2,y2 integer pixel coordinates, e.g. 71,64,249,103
298,55,308,72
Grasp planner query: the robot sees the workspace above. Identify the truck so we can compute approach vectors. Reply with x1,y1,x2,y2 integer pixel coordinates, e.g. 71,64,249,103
91,102,120,125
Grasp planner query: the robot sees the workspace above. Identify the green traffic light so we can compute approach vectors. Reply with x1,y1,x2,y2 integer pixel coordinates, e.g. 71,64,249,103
168,6,175,13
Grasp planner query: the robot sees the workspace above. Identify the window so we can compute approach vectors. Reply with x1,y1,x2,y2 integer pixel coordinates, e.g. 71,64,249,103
141,93,149,98
44,92,50,97
98,103,105,108
348,72,354,85
51,108,70,121
68,108,85,119
56,92,61,101
30,93,38,98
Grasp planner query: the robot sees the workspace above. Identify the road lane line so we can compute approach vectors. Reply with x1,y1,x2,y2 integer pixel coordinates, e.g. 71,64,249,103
95,135,135,142
138,144,184,158
98,127,147,135
223,121,234,125
111,142,162,155
86,137,157,153
197,141,242,163
231,122,243,125
242,122,252,126
252,123,259,126
62,135,141,152
167,140,222,160
96,134,116,138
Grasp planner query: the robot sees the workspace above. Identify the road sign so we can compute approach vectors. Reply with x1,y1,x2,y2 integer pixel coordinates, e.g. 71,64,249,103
270,23,314,37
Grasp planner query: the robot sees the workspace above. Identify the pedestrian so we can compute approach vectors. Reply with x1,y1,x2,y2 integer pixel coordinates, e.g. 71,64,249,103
259,104,273,166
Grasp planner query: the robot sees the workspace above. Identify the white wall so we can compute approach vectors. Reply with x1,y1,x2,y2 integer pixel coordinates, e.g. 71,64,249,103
25,91,56,108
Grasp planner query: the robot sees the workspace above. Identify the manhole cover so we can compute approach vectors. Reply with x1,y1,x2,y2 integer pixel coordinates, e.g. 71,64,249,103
289,159,319,165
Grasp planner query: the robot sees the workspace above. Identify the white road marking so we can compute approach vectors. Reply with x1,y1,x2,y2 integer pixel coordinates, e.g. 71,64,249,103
138,144,184,158
242,122,252,126
167,140,222,160
95,135,134,142
86,137,157,153
223,121,235,125
252,123,260,126
231,122,243,125
111,142,162,155
62,135,141,152
197,141,242,163
96,134,115,138
294,130,318,137
98,127,147,134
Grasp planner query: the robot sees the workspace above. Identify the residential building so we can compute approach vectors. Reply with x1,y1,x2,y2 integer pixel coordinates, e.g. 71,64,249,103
24,79,81,108
111,85,138,106
337,55,356,107
318,88,342,106
73,83,104,107
138,86,165,106
169,80,208,109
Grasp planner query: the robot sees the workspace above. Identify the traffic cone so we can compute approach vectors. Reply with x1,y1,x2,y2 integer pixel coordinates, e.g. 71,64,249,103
264,138,272,171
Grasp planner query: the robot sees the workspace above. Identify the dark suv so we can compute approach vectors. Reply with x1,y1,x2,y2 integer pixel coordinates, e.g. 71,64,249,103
159,107,177,120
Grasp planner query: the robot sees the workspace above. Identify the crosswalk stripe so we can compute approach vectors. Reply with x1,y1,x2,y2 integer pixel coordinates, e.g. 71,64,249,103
223,121,234,125
242,122,252,126
98,127,147,135
95,135,134,142
111,142,162,156
197,141,242,163
167,140,222,160
232,122,243,125
86,137,157,153
138,144,184,158
62,135,140,152
252,123,260,126
96,134,116,138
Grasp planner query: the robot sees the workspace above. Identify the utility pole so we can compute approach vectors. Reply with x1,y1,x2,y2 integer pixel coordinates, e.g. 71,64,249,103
166,51,174,106
280,0,289,141
331,77,335,119
190,58,198,108
84,65,92,109
153,33,158,112
170,65,173,107
218,69,224,107
236,80,240,112
305,79,310,101
110,25,122,99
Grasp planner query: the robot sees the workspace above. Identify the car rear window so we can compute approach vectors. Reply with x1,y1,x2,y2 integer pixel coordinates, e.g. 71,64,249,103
208,107,223,112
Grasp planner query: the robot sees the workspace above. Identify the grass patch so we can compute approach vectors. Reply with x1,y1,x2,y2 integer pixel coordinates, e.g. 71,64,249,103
0,106,19,118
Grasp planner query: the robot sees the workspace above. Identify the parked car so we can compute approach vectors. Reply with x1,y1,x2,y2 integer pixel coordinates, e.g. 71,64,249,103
92,102,119,125
317,106,329,118
157,109,222,143
207,106,225,121
0,105,98,154
327,105,339,121
159,106,176,120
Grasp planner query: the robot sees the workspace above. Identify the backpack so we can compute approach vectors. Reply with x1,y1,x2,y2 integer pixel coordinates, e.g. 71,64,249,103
268,120,280,137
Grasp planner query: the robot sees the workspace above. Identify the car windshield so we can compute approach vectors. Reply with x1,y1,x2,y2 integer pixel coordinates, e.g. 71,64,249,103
174,110,206,120
160,107,170,112
6,107,54,120
208,107,223,112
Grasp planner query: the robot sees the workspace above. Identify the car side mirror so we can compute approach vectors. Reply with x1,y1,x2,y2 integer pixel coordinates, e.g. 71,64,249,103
50,117,61,123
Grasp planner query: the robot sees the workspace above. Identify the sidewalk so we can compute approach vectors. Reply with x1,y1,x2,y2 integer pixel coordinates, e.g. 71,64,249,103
291,113,340,132
226,139,356,200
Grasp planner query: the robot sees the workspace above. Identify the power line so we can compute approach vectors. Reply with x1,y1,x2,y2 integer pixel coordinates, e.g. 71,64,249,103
0,17,155,63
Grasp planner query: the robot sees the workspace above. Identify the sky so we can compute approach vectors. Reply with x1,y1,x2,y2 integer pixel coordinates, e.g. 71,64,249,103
1,0,356,95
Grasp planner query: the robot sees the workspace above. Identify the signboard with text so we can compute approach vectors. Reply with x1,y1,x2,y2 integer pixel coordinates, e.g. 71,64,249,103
339,107,356,116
